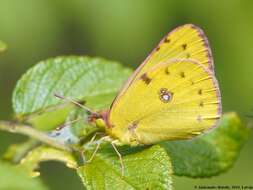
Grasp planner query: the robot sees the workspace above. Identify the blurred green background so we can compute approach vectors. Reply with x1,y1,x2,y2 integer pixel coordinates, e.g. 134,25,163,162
0,0,252,189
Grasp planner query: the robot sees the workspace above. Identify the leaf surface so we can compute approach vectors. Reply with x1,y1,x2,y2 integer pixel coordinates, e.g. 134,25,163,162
161,112,250,177
78,145,173,190
0,161,48,190
12,56,131,130
20,146,78,177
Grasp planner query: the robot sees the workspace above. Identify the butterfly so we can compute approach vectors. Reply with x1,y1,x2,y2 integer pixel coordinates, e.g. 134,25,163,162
89,24,222,146
55,24,222,175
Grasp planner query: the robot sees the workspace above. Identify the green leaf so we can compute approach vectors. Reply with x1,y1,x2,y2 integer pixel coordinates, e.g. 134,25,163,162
78,145,173,190
24,104,74,131
67,108,99,139
20,146,78,177
0,40,7,52
3,139,39,163
12,56,131,130
161,112,250,178
0,161,48,190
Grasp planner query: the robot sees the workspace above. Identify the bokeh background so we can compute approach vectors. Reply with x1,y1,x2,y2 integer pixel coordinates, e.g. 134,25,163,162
0,0,252,189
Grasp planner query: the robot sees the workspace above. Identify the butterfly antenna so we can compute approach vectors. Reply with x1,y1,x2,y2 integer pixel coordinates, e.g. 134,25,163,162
54,93,94,114
56,117,84,131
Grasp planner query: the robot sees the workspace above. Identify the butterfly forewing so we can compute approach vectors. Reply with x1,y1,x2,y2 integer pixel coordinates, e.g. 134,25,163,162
107,60,221,145
113,24,214,107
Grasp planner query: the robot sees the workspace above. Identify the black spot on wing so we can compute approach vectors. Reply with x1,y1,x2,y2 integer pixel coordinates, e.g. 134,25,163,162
140,73,152,85
164,38,170,43
165,67,170,75
180,72,185,78
182,43,187,50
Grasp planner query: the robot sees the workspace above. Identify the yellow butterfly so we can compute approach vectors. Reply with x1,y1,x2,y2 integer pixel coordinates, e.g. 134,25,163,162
93,24,222,146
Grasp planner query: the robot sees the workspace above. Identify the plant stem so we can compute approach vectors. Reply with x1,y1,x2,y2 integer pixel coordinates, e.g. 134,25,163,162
0,121,72,152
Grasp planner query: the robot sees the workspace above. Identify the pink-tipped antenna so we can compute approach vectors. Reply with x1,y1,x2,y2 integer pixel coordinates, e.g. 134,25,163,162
54,93,94,114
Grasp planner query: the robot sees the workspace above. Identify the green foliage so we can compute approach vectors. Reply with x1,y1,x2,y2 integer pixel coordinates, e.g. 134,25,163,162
78,145,172,190
12,56,131,130
161,113,250,177
0,161,48,190
20,146,77,177
3,139,38,163
0,41,7,52
0,56,250,190
66,108,98,139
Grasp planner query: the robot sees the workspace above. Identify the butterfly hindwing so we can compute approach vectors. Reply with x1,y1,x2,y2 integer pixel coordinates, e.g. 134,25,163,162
107,59,221,145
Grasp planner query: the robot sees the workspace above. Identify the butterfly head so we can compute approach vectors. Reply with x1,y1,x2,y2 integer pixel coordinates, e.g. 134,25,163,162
88,109,111,129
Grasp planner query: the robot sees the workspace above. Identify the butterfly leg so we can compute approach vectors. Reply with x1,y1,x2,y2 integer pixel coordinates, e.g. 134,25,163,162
88,132,105,144
111,141,125,177
85,141,101,163
85,136,110,163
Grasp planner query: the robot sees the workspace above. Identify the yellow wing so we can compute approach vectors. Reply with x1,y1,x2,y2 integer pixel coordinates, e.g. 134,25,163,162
107,59,221,145
139,24,214,72
113,24,214,106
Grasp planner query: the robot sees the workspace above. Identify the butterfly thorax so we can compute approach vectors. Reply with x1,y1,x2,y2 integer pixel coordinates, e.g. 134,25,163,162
87,110,139,146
